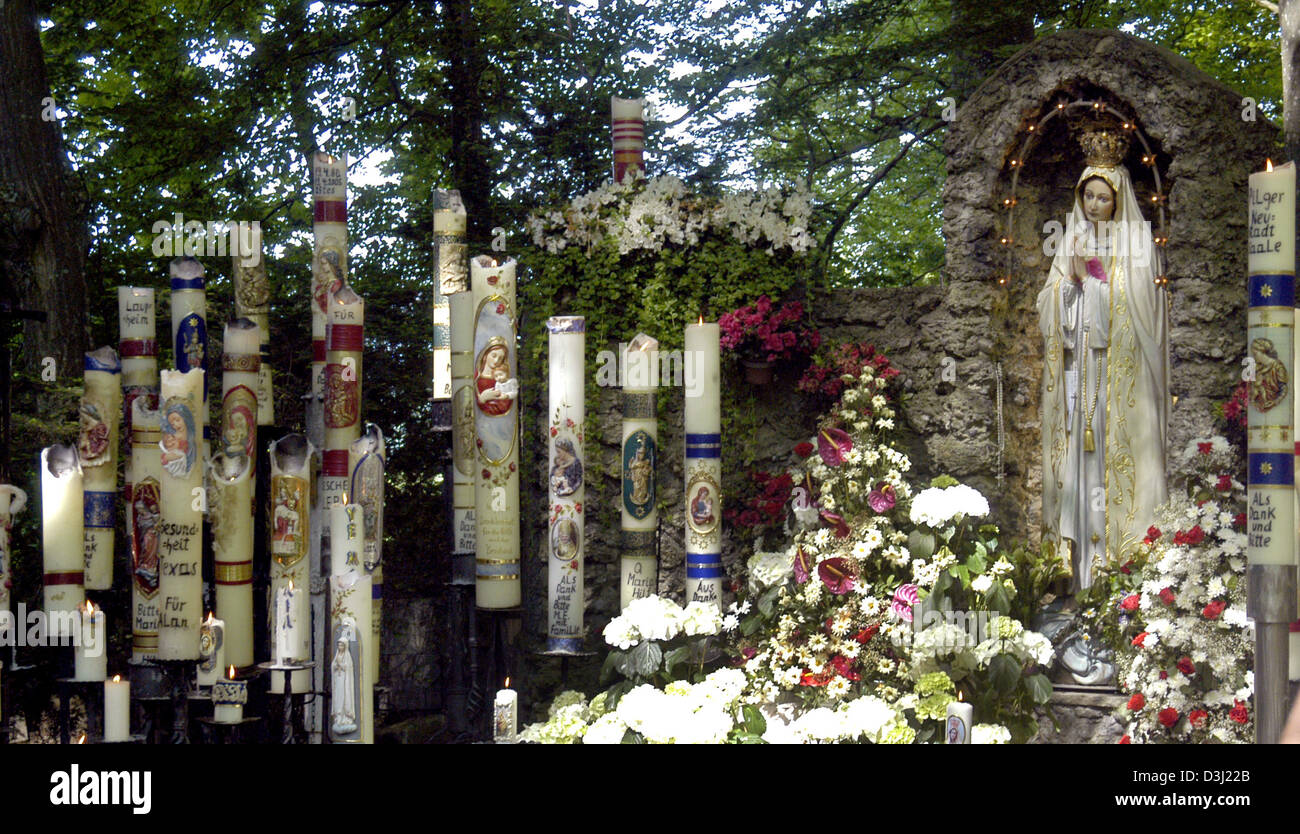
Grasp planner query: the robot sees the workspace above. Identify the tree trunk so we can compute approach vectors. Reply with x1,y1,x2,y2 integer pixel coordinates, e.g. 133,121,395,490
1283,0,1300,161
442,0,492,241
0,0,88,377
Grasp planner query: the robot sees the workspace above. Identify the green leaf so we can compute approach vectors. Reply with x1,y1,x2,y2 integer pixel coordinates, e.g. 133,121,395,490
621,729,645,744
663,646,692,679
985,581,1011,613
951,564,971,588
600,650,623,684
742,705,767,735
1026,673,1054,705
628,640,663,678
908,530,935,561
740,615,761,636
931,570,952,598
988,653,1021,695
758,585,782,618
966,549,986,575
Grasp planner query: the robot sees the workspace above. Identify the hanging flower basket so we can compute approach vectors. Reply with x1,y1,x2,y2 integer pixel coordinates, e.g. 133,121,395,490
741,359,774,385
719,295,820,384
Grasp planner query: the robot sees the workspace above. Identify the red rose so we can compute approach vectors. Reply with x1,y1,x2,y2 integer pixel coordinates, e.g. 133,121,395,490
1176,656,1195,676
1233,512,1247,528
481,469,491,480
1131,632,1149,647
1119,735,1131,744
1121,594,1140,611
495,302,505,315
1127,693,1146,711
550,427,558,437
1198,441,1213,455
1159,670,1168,680
1216,474,1232,492
1230,700,1249,725
1144,526,1161,544
1189,709,1208,729
1158,708,1179,728
509,462,516,472
794,441,814,459
1120,560,1135,575
1159,587,1176,606
1203,600,1227,620
575,503,582,513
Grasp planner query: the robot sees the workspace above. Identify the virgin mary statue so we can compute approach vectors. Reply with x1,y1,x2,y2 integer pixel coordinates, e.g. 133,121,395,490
1037,124,1170,593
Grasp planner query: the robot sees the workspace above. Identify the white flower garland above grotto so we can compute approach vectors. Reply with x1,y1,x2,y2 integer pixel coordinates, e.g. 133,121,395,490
526,172,816,256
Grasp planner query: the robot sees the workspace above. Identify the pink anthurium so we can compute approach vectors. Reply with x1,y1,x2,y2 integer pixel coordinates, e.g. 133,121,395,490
817,427,853,467
818,557,856,595
867,482,896,513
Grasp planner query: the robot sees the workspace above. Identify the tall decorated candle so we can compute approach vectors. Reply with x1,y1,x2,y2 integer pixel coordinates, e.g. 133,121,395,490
232,245,275,425
127,401,162,661
0,485,26,617
170,257,208,402
117,286,159,442
684,320,723,608
269,434,313,693
329,500,372,744
1248,159,1298,742
80,346,121,590
547,317,585,652
221,318,260,472
209,451,254,667
323,283,364,583
311,151,348,437
620,333,658,609
41,444,85,617
611,96,646,183
432,189,468,401
350,425,385,685
157,368,205,660
470,256,521,608
450,288,477,577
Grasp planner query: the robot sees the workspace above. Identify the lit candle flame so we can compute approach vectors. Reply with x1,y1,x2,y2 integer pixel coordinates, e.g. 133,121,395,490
77,734,86,744
112,675,121,683
288,578,294,592
1267,159,1274,172
698,315,704,325
504,677,511,689
228,665,237,680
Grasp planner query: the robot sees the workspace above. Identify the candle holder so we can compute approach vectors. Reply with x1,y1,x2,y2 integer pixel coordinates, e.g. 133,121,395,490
55,677,104,745
196,716,262,744
531,648,597,694
146,658,198,744
257,660,314,744
473,606,522,743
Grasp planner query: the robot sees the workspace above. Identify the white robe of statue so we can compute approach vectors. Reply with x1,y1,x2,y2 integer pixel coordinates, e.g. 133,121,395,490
1038,161,1170,591
331,629,358,735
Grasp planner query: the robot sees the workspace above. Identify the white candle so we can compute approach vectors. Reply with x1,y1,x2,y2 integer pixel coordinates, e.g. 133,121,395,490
231,246,275,425
80,347,121,591
350,425,385,686
127,400,161,662
329,502,364,576
118,286,159,441
157,368,205,660
170,257,208,402
212,668,247,724
40,444,85,618
432,189,467,399
945,699,973,744
209,450,254,668
196,613,226,687
1247,160,1296,566
104,675,130,742
0,485,26,617
269,435,312,694
471,256,521,609
328,577,373,743
494,680,518,743
684,320,723,609
73,602,107,681
450,289,477,568
620,333,658,609
611,96,646,183
547,316,585,652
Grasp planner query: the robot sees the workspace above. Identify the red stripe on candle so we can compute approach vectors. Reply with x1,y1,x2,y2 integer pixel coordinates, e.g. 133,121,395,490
313,340,327,362
328,324,364,352
118,338,158,358
611,119,644,126
314,200,347,223
44,571,84,586
322,449,350,475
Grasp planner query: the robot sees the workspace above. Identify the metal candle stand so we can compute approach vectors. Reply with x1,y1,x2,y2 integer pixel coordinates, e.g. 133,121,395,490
146,659,198,743
55,678,103,745
196,716,262,744
257,660,315,744
476,606,521,743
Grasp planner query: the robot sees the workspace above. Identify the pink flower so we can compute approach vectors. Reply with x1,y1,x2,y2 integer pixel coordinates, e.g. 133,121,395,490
818,558,856,595
1120,594,1140,612
792,547,812,584
892,583,919,623
817,427,853,467
820,510,850,538
867,482,896,513
1086,257,1108,283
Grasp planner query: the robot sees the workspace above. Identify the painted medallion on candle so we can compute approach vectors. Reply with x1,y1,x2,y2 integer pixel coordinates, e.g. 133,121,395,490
350,442,385,572
549,435,583,497
329,618,362,740
270,476,308,568
198,618,224,676
123,385,158,431
221,385,257,462
131,479,160,597
313,242,346,315
551,519,581,564
945,714,967,744
686,470,720,542
324,363,360,429
77,401,112,466
453,385,476,475
622,430,656,519
175,314,206,375
159,400,197,478
472,305,518,463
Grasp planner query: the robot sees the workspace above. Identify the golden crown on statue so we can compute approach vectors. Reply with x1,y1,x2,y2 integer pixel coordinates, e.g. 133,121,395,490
1076,121,1130,168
